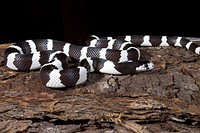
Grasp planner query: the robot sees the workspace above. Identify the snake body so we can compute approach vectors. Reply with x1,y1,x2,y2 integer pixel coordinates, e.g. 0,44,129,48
4,35,199,88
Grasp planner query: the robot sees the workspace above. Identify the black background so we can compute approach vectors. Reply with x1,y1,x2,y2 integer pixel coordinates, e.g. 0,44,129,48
0,0,199,44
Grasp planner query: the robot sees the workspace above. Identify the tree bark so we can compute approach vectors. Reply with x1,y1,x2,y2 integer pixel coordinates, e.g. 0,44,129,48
0,42,200,132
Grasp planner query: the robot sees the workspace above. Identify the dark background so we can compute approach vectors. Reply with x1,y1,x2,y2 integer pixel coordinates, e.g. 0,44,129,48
0,0,199,44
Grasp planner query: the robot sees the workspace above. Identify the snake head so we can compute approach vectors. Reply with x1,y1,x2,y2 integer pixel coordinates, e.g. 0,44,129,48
135,61,154,72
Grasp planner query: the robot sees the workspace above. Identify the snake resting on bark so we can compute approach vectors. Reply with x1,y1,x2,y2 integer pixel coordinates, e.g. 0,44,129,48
4,35,200,88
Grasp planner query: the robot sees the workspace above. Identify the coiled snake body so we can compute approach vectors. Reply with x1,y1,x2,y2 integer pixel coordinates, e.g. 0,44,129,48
4,35,200,88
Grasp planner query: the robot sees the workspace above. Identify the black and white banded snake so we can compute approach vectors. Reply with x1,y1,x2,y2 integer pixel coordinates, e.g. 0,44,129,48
4,35,200,88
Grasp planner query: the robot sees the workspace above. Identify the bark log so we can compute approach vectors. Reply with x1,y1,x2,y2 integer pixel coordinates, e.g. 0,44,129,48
0,42,200,132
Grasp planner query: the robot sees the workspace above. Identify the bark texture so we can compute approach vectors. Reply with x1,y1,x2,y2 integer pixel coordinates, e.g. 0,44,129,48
0,42,200,132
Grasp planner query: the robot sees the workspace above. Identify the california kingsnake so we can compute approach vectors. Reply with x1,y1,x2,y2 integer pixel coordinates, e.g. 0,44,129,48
4,35,200,88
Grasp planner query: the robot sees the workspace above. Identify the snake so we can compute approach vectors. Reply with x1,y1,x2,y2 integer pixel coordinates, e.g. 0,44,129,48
4,35,200,88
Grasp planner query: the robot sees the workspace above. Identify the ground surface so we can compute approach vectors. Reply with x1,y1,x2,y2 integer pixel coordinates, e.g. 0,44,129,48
0,41,200,133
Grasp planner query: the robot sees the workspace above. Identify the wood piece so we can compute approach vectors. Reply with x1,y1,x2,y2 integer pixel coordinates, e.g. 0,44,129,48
0,42,200,132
